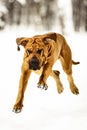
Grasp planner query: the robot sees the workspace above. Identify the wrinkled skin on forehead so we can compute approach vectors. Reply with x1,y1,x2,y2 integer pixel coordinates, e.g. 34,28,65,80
25,37,48,56
23,37,48,70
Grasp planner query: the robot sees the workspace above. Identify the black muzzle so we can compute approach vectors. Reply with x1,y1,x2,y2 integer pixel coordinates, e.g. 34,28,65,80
29,56,40,70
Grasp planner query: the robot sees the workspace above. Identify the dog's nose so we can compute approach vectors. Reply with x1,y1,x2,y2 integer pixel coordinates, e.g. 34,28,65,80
30,57,39,65
29,57,40,70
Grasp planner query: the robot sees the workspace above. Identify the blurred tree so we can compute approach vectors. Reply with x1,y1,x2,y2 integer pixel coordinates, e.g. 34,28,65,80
72,0,87,31
40,0,57,30
0,1,8,29
6,0,22,25
83,0,87,31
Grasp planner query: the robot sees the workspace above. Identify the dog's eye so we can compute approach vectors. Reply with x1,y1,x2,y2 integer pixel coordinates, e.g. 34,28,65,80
27,49,32,54
37,49,42,54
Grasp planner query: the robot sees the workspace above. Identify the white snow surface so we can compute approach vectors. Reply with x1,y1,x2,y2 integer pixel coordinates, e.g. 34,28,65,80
0,26,87,130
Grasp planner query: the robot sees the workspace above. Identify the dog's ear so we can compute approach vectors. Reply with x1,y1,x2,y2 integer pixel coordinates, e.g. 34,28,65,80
43,33,57,44
16,37,28,51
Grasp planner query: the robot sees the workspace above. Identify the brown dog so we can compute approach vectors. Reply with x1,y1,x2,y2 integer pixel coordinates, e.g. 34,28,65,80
13,32,80,113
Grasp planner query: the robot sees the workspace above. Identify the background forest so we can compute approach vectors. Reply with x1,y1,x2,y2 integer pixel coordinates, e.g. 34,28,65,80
0,0,87,33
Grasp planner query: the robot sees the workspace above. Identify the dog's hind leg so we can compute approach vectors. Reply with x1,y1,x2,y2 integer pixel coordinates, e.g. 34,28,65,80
50,70,64,93
60,43,79,95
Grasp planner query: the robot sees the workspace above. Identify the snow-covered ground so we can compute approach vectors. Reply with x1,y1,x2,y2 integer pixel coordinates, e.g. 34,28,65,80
0,26,87,130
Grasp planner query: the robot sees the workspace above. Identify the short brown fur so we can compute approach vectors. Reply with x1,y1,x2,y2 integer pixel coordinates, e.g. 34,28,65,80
13,32,79,113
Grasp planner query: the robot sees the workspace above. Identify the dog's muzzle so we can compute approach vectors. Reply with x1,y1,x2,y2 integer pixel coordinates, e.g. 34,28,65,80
29,56,40,70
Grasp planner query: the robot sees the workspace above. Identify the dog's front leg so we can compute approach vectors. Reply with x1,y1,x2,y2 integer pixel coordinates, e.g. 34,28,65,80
37,63,52,90
13,70,31,113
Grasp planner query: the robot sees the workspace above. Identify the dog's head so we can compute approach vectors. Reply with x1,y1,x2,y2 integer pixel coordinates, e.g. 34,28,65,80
16,33,57,70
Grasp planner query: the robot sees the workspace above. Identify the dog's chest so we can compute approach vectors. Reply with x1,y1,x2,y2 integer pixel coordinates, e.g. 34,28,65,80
34,67,43,75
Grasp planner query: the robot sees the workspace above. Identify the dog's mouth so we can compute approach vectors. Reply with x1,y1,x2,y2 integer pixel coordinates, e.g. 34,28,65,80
29,57,41,70
29,65,40,70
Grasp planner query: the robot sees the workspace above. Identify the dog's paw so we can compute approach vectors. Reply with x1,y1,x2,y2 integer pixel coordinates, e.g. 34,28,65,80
70,84,79,95
12,104,23,113
37,83,48,90
12,108,21,113
72,87,79,95
58,86,64,94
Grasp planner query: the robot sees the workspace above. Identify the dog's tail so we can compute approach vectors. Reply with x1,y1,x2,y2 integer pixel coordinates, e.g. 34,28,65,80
72,60,80,65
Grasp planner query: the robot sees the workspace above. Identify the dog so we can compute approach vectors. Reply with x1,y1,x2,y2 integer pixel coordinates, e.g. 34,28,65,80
13,32,80,113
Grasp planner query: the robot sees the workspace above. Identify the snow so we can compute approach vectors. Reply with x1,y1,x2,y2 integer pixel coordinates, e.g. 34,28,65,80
0,2,8,13
0,26,87,130
17,0,26,5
